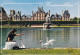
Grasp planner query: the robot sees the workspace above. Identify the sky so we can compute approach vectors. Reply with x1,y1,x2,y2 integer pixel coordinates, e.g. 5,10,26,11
0,0,80,18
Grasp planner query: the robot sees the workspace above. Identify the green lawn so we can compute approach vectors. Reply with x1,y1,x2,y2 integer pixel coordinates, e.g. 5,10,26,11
0,26,26,28
0,49,80,55
0,25,80,28
53,26,80,27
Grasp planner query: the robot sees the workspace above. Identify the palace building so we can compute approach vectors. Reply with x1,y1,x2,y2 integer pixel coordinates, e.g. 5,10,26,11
21,14,31,21
51,13,62,21
0,7,8,20
1,6,70,21
62,10,70,21
10,10,21,21
51,10,70,21
31,6,50,21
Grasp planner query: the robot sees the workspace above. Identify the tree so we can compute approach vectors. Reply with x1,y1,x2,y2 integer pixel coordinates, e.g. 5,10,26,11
25,22,27,27
29,23,31,26
73,17,77,20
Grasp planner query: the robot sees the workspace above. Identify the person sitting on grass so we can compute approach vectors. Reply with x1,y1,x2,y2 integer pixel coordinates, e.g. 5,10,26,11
6,29,24,42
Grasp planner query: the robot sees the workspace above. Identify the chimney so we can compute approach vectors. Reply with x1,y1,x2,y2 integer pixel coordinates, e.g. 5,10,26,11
10,10,13,15
49,10,50,16
62,10,63,16
20,11,21,15
18,11,19,14
42,6,43,10
13,10,15,15
38,6,39,10
32,11,33,15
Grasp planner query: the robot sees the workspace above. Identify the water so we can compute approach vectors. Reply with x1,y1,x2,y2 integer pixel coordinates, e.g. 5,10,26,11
0,27,80,48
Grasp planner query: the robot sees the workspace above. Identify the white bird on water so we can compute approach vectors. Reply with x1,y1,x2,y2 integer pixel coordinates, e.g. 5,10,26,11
39,37,56,48
20,41,25,48
20,44,25,48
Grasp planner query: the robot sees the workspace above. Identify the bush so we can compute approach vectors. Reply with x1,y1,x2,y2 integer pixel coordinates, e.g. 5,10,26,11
58,23,60,26
0,21,80,25
29,23,31,26
25,23,27,27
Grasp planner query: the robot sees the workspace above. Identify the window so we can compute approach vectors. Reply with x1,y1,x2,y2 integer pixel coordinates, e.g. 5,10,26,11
41,13,42,16
38,13,39,16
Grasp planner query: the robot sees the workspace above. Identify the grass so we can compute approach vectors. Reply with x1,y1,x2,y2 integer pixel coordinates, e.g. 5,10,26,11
52,26,80,27
0,49,80,55
0,26,26,28
0,25,80,28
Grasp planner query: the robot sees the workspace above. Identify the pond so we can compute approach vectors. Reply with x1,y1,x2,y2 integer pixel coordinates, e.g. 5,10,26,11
0,27,80,48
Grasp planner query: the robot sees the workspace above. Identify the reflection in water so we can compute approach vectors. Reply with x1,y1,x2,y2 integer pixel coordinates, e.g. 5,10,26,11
0,27,80,48
62,28,70,41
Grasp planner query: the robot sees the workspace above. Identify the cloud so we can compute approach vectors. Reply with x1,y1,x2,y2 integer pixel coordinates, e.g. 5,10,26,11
46,2,74,7
2,2,43,5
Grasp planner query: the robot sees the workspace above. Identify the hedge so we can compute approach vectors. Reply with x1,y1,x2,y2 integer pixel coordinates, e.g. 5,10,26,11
0,21,80,25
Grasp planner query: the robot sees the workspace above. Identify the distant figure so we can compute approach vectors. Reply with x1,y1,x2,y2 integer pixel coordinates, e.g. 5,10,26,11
6,29,24,42
46,25,50,29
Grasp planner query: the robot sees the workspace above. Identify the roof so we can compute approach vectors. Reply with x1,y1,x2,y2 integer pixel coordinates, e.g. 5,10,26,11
32,7,46,17
0,6,2,13
51,14,62,19
37,7,45,12
63,10,70,17
0,7,6,14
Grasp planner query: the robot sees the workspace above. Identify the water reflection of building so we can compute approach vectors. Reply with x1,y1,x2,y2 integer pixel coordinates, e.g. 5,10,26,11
31,6,50,21
34,30,51,41
62,28,70,41
9,10,21,21
31,29,43,41
0,7,8,20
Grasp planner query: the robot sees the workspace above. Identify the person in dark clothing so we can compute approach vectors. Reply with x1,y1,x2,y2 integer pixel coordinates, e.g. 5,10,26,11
6,29,24,42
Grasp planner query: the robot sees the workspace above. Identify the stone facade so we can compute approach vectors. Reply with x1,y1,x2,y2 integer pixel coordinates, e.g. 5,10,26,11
0,7,8,20
10,10,21,21
21,14,31,21
62,10,70,21
0,13,1,20
31,7,50,21
51,10,70,21
51,13,62,21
